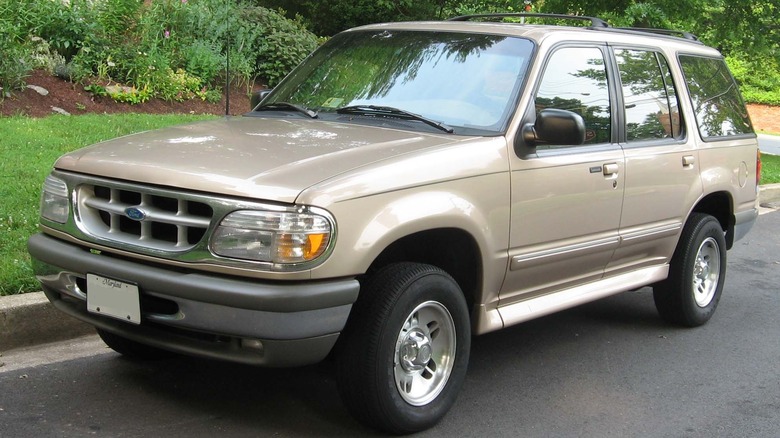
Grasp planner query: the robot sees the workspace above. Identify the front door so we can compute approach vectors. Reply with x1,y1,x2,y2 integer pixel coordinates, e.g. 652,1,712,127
501,45,625,306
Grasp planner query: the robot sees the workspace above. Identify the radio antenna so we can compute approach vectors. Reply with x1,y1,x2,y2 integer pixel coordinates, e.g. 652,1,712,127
224,0,230,116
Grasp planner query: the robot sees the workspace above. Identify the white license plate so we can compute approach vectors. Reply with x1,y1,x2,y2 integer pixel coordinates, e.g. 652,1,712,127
86,274,141,325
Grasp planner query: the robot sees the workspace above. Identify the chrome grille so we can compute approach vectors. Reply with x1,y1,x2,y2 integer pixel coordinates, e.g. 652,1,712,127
77,183,213,251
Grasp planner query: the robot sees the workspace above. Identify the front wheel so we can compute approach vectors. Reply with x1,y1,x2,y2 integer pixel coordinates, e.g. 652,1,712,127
654,213,727,327
335,263,471,434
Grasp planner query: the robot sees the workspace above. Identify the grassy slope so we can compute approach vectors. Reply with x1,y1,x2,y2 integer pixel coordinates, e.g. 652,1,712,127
0,113,217,295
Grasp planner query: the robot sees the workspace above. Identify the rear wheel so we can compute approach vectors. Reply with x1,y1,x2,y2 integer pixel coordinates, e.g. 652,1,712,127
654,213,727,327
97,328,174,360
335,263,470,434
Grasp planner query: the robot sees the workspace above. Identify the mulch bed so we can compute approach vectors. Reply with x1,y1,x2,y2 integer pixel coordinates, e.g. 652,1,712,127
1,70,256,117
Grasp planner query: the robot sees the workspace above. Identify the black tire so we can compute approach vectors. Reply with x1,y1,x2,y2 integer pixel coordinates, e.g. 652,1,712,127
653,213,727,327
335,263,471,434
97,328,174,360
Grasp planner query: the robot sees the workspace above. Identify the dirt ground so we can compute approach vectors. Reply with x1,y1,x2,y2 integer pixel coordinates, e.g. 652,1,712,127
1,70,779,132
0,70,255,117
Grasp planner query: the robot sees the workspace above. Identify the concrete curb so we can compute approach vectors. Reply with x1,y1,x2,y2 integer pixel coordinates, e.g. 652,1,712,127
760,183,780,208
2,185,780,353
0,292,93,352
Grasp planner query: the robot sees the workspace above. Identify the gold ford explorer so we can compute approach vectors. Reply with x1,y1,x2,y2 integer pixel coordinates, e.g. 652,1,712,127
29,13,760,434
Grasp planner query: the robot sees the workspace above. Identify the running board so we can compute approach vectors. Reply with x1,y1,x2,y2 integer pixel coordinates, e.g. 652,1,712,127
478,265,668,334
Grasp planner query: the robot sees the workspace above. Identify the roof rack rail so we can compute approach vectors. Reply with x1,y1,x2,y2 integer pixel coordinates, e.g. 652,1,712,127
447,13,609,28
615,27,699,41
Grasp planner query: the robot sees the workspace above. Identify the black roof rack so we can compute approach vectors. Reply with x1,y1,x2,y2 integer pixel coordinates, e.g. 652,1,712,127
613,27,699,41
447,13,609,28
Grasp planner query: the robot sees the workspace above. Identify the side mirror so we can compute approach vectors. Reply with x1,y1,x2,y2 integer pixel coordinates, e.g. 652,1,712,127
521,109,586,148
250,89,273,110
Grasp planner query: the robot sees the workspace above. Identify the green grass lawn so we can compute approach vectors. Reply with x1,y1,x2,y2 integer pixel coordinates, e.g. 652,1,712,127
761,152,780,185
0,113,217,295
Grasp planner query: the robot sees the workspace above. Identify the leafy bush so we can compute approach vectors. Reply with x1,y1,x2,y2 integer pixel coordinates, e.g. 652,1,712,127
240,7,319,86
183,40,225,85
2,0,319,102
27,36,67,74
94,0,318,95
96,0,143,37
21,0,99,61
0,27,31,96
0,3,30,96
1,0,100,91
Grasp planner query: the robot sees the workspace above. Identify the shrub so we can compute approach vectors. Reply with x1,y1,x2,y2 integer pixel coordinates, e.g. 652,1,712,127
1,0,320,102
0,27,31,97
727,56,780,106
26,0,99,61
103,0,318,94
240,7,319,86
96,0,143,37
183,40,225,85
27,36,67,74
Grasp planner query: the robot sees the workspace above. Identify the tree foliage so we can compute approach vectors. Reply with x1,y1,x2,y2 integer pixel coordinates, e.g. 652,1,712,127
538,0,778,58
254,0,521,36
537,0,778,104
254,0,778,104
256,0,777,59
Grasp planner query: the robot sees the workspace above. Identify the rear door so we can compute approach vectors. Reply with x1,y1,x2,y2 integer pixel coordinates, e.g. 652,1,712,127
606,47,703,276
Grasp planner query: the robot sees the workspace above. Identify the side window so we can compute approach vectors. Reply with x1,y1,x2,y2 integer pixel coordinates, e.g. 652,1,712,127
679,55,753,139
535,47,611,146
615,49,682,142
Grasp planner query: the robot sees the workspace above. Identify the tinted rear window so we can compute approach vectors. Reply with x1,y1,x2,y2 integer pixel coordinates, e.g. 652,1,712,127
678,55,753,139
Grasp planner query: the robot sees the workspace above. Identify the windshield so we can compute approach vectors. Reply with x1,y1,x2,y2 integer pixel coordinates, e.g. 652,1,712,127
265,30,535,135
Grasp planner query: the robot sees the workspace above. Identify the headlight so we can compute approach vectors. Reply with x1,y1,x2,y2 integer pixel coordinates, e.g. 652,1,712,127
40,174,70,224
210,208,334,267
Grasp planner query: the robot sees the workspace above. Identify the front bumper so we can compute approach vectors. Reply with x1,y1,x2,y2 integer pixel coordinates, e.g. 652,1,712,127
28,233,359,366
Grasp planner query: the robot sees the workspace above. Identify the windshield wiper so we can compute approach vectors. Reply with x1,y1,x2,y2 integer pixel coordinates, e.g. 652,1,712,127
336,105,454,133
254,102,318,119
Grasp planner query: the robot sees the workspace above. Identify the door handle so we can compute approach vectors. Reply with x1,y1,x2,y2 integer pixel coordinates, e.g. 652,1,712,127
682,155,695,167
602,163,619,176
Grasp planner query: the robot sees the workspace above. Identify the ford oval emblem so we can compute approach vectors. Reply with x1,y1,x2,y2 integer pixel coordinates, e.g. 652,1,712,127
124,207,147,221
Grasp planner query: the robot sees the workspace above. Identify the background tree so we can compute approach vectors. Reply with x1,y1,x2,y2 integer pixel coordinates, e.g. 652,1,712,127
537,0,778,104
254,0,778,105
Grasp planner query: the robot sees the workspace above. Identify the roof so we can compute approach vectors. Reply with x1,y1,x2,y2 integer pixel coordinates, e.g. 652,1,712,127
349,13,718,56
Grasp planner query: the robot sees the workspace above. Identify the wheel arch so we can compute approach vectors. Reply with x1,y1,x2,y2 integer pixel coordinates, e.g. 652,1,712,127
689,190,735,249
364,228,483,313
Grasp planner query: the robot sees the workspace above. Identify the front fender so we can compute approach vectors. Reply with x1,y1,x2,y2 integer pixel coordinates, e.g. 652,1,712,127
310,174,511,291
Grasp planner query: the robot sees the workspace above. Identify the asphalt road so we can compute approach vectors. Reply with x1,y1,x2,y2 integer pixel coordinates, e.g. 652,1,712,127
760,134,780,155
2,211,779,437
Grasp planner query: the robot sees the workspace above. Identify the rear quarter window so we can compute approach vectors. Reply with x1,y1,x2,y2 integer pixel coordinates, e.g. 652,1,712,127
678,55,753,140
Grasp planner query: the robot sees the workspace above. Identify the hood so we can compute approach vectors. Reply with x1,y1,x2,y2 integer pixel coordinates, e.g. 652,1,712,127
55,117,463,203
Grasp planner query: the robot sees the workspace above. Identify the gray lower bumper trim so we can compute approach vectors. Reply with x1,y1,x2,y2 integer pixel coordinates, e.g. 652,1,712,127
28,233,359,312
44,289,339,367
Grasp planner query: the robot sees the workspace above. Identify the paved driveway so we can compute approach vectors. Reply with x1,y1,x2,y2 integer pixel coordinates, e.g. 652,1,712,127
759,134,780,155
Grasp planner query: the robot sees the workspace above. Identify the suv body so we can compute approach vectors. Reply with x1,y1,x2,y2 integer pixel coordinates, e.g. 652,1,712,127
29,15,759,433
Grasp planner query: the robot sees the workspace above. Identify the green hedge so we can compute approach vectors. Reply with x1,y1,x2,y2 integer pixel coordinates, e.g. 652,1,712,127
727,57,780,106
